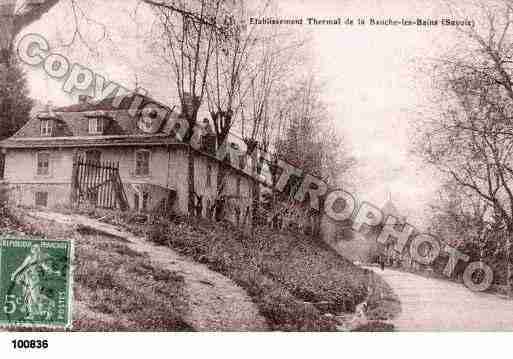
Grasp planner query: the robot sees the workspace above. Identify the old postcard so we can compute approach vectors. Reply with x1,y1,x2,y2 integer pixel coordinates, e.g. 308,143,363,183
0,0,513,348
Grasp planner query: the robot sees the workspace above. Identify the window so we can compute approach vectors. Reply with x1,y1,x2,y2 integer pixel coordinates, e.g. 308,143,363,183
0,153,4,180
133,193,139,211
134,192,151,212
236,177,241,197
206,199,212,219
135,150,150,176
206,163,212,187
36,152,50,176
88,118,104,134
35,192,48,207
142,192,150,211
40,119,53,136
85,149,101,163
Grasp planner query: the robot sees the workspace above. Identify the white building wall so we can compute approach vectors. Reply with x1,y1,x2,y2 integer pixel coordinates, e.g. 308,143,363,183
4,144,254,223
3,146,191,213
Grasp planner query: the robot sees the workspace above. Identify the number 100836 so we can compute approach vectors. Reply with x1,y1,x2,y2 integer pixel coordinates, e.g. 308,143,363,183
12,339,48,349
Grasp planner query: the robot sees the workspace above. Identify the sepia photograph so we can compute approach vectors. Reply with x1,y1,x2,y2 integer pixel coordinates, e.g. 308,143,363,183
0,0,512,357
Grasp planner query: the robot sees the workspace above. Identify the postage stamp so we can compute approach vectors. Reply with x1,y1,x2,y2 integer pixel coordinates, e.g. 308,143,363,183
0,237,73,329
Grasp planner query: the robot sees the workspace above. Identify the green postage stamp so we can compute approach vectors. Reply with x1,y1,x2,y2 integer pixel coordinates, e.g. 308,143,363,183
0,237,73,329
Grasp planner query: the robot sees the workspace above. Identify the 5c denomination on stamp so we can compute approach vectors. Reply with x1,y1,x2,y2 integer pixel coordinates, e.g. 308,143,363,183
0,237,73,329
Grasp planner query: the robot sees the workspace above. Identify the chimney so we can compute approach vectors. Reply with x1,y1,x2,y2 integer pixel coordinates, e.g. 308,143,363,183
182,92,200,119
46,101,58,117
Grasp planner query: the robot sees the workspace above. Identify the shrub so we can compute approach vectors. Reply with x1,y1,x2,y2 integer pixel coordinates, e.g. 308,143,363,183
124,217,398,331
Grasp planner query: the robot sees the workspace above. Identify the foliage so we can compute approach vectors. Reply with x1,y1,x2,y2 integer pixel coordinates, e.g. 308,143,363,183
0,58,33,140
274,77,354,185
414,1,513,289
140,217,397,330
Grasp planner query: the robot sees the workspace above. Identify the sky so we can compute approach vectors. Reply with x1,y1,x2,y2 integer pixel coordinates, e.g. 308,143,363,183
16,0,484,228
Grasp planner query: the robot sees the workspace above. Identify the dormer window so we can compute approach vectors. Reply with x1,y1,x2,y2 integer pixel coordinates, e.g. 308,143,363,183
40,119,53,136
88,118,104,134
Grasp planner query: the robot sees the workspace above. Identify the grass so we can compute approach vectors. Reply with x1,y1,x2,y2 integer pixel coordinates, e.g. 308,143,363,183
131,216,400,331
3,207,193,331
9,205,401,331
351,321,395,331
365,270,402,322
74,234,192,331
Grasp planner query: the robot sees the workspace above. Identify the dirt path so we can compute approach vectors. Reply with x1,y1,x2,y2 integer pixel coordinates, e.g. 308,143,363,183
367,266,513,331
29,211,268,331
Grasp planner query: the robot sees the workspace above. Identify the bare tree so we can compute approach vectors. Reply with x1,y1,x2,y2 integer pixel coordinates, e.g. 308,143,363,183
8,0,224,37
196,0,306,224
148,0,236,214
0,0,230,61
256,76,354,235
415,0,513,294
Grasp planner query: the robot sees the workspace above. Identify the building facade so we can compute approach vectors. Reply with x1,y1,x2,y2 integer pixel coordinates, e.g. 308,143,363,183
0,95,254,224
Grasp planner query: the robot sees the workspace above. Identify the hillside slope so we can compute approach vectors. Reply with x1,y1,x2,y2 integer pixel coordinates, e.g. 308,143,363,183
11,209,268,331
0,206,400,331
136,215,400,330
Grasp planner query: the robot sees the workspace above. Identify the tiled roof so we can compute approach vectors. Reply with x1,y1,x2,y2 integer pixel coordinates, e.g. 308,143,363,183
0,93,261,183
0,135,184,149
53,94,166,113
1,94,182,148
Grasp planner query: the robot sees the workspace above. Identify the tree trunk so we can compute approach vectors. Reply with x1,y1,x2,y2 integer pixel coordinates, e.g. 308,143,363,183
187,146,195,216
215,160,226,221
507,231,512,298
250,177,259,235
